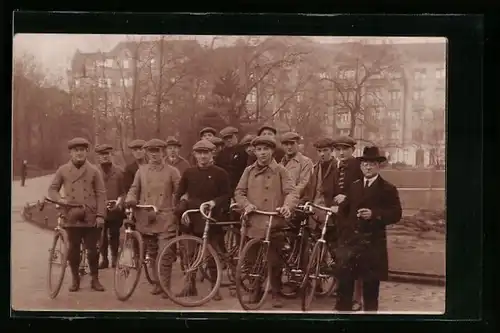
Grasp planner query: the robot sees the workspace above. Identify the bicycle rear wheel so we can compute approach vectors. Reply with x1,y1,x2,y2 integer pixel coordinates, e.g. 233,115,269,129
301,242,324,312
235,238,271,311
157,235,222,307
47,229,69,299
113,230,144,301
143,254,158,285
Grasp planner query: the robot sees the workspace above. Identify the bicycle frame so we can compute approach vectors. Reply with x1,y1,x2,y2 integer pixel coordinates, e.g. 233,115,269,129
124,204,158,263
303,202,337,244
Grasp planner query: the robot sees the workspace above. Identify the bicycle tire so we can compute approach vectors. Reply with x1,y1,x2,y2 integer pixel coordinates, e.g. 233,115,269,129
47,229,69,299
143,257,158,285
315,250,337,298
301,241,324,312
113,230,144,301
235,238,271,311
157,235,222,307
280,230,308,299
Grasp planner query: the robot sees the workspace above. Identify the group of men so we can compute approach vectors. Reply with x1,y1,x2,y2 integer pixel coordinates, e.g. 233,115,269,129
47,123,402,312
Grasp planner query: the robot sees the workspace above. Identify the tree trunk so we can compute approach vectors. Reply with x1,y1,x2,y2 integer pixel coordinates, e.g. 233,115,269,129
155,38,165,137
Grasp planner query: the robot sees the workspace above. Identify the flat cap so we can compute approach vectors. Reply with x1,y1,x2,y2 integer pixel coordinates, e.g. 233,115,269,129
313,137,334,149
257,124,277,136
280,132,301,143
67,137,90,149
95,143,113,153
199,127,217,137
219,126,239,138
143,139,167,149
251,136,277,149
165,136,181,147
208,136,224,147
332,135,356,148
192,139,216,152
128,139,146,149
240,134,256,146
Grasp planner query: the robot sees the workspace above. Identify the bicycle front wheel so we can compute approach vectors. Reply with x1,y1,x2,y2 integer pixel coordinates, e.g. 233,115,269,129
301,241,324,312
157,235,222,307
235,238,271,311
113,230,144,301
47,229,69,299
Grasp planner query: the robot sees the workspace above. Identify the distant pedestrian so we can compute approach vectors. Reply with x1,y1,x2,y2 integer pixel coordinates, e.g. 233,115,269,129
20,160,28,187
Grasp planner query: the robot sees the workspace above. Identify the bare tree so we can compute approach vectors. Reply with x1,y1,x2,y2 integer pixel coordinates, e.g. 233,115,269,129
322,41,401,138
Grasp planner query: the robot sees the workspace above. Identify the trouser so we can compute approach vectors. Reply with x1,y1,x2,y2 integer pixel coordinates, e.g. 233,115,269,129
142,232,176,283
21,175,26,187
247,233,285,294
100,218,123,260
335,277,380,311
67,227,100,278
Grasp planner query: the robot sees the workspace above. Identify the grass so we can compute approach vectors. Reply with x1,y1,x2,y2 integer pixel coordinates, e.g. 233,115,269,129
381,170,445,188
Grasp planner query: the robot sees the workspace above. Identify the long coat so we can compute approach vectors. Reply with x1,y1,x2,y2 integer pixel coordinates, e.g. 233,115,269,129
165,156,191,176
302,159,336,207
333,157,364,196
126,163,181,235
216,144,249,193
48,160,107,227
336,176,402,281
234,160,299,239
98,163,126,221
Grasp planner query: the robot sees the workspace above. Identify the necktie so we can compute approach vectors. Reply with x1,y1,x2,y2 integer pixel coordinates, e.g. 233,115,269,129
338,161,346,191
365,179,370,188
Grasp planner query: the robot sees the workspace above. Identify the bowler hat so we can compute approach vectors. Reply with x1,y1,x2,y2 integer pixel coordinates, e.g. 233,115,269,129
67,137,90,150
143,139,167,150
357,146,387,163
95,143,113,154
220,126,239,138
192,139,216,152
199,127,217,137
332,135,356,148
166,136,181,147
128,139,146,149
251,136,277,149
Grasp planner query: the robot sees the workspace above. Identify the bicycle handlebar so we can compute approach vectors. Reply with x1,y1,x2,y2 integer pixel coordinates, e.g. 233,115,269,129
135,204,158,213
43,197,84,209
304,202,338,214
199,202,213,220
246,209,281,217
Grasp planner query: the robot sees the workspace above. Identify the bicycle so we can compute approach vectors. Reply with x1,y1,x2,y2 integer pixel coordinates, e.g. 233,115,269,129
197,203,245,291
234,208,286,311
113,204,158,301
300,202,339,311
41,197,84,299
156,202,228,307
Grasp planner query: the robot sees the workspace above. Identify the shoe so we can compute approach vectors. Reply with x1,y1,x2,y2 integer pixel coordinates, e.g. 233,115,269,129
271,294,284,308
352,301,362,311
213,290,222,301
151,284,163,295
69,277,80,292
248,287,264,304
111,256,117,268
90,277,105,292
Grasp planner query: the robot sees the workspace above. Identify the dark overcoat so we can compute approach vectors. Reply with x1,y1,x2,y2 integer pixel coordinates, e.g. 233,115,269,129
336,176,402,281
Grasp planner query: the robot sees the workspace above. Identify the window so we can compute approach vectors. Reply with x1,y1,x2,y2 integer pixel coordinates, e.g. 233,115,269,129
98,78,107,88
413,90,424,101
389,90,402,102
372,108,382,120
388,110,400,120
122,60,130,69
296,93,303,102
150,58,156,66
390,130,400,140
106,78,112,88
340,68,355,80
122,78,133,87
319,72,328,79
74,79,80,88
436,68,445,80
96,60,104,68
414,68,427,80
105,59,113,68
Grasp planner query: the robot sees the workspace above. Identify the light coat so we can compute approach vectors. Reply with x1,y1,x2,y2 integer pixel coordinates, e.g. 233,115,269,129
48,160,106,227
234,160,299,239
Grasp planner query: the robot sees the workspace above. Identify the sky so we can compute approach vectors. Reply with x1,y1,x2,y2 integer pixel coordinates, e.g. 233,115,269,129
13,34,446,87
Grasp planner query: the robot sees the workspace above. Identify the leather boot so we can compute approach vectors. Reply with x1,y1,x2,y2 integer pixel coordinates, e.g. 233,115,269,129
90,275,105,292
271,291,284,308
212,284,222,301
69,274,80,292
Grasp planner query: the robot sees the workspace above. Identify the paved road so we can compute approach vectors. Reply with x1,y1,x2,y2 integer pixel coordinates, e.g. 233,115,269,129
11,175,445,314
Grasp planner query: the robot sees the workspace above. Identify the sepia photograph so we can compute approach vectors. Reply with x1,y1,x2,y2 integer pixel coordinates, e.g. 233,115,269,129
12,33,446,314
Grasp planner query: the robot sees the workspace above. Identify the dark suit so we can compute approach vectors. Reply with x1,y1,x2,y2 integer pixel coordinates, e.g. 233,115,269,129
333,157,364,197
335,175,402,311
215,145,248,194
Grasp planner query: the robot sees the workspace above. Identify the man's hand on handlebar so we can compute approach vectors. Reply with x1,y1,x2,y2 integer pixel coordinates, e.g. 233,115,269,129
278,206,292,219
244,204,257,215
96,216,105,228
125,199,137,208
